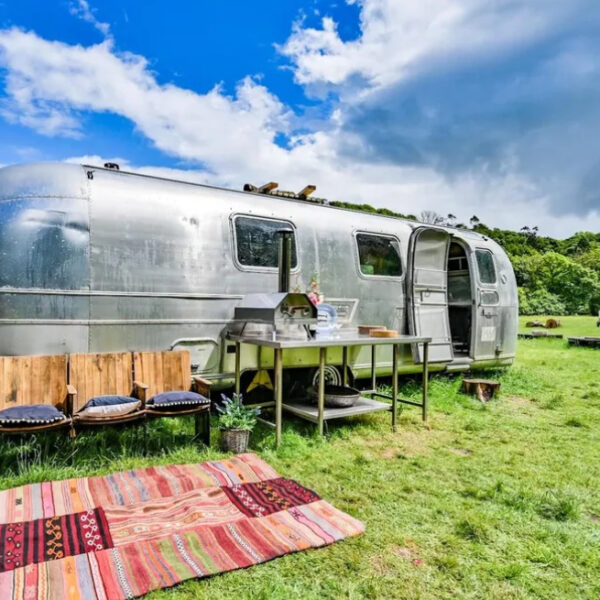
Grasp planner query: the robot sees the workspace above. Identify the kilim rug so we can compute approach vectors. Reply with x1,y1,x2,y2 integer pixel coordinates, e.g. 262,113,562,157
0,453,364,599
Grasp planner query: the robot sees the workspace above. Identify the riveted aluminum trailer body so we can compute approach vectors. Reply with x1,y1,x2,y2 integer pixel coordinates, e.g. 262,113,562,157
0,163,518,387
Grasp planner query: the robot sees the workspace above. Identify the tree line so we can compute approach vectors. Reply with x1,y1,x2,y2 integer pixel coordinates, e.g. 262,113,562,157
329,201,600,315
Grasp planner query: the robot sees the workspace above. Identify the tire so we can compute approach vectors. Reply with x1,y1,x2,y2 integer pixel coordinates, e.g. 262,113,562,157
310,365,343,389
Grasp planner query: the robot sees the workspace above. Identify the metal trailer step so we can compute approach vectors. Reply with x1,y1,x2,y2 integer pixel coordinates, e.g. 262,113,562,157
446,358,473,372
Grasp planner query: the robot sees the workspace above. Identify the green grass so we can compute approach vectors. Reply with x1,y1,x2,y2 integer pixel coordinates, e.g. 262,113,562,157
2,316,600,599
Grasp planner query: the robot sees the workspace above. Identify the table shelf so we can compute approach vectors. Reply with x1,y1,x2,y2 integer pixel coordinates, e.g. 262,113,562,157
283,396,391,423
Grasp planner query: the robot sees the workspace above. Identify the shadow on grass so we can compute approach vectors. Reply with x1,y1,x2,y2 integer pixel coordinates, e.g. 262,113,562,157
0,368,513,483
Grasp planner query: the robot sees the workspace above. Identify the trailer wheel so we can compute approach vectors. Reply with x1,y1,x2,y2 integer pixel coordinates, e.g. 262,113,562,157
310,365,343,389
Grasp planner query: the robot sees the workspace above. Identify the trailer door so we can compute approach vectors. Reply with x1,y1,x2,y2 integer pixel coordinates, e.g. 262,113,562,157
472,248,501,359
407,227,453,363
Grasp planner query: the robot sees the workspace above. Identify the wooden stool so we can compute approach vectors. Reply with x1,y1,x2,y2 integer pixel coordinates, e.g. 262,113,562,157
461,378,500,402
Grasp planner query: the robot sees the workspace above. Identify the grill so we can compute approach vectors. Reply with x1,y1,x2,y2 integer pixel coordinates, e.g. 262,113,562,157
234,292,317,327
231,229,318,340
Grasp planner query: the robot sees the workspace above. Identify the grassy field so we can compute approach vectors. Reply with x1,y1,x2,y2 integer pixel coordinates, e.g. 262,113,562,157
1,316,599,599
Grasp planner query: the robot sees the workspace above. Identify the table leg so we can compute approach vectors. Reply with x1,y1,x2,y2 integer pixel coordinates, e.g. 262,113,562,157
234,342,241,396
392,343,398,432
318,347,326,436
342,346,348,387
422,341,429,422
371,345,377,392
274,348,283,447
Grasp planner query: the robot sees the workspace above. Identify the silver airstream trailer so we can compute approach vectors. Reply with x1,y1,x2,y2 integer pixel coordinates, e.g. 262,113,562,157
0,162,518,390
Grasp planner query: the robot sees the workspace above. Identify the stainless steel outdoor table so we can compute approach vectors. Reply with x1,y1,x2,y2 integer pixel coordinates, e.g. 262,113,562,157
226,332,432,448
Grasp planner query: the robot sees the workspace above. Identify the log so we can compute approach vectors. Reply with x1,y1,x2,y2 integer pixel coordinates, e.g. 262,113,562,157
525,321,545,328
518,332,563,339
568,337,600,349
461,378,501,402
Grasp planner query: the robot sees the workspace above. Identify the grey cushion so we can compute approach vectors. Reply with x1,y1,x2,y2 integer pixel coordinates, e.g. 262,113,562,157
78,401,141,419
0,404,66,427
81,395,137,410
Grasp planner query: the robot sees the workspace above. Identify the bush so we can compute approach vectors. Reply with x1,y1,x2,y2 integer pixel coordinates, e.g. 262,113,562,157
515,252,599,314
518,288,567,316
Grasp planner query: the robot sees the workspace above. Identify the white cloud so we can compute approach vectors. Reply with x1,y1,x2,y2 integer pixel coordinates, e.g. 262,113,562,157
0,10,599,237
69,0,111,38
0,28,291,173
279,0,600,230
59,153,600,239
64,154,212,185
282,0,590,91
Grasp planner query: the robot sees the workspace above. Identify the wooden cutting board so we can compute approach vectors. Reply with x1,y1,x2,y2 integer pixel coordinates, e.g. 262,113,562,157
358,325,387,335
370,329,398,338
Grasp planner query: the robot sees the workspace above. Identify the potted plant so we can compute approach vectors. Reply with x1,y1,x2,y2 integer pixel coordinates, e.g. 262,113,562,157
216,393,260,453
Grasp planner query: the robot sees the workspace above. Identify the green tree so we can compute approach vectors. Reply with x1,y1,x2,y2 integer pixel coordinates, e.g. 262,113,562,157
576,247,600,275
518,288,567,315
517,252,599,314
576,248,600,313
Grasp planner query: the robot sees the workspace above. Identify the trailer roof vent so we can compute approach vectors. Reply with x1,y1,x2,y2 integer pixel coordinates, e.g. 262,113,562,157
243,182,326,204
104,162,120,170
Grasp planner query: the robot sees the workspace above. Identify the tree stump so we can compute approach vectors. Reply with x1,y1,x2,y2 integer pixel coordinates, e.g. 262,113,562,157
545,318,561,329
461,378,501,402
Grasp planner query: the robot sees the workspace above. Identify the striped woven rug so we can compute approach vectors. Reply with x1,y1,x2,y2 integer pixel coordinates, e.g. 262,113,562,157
0,453,364,599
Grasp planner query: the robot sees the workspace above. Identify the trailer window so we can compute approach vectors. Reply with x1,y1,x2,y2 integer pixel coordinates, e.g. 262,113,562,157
234,216,298,269
356,233,402,277
476,249,497,284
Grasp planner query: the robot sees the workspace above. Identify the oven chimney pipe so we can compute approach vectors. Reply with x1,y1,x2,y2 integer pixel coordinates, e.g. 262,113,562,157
277,229,294,293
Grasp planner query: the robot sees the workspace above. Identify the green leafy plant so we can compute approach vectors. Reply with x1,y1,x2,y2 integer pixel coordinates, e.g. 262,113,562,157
216,393,260,431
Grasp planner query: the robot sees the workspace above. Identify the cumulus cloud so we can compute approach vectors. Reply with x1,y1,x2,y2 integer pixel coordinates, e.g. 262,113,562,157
281,0,600,224
1,1,600,236
0,28,292,175
282,0,591,90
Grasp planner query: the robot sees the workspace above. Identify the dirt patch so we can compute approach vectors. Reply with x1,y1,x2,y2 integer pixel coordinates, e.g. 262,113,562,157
391,545,416,560
381,448,399,459
398,429,451,457
358,428,452,460
508,396,533,404
449,447,472,456
370,555,394,576
589,514,600,525
371,543,421,574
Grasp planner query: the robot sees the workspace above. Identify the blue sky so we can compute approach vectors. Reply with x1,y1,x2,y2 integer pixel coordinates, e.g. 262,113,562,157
0,1,599,236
